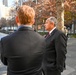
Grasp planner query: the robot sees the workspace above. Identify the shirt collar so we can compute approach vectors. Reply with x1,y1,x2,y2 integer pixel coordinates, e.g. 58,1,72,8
24,25,32,28
49,27,56,34
18,25,32,29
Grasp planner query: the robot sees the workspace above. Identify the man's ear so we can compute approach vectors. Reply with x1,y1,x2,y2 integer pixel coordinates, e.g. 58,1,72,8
15,16,20,26
51,22,55,27
32,18,35,25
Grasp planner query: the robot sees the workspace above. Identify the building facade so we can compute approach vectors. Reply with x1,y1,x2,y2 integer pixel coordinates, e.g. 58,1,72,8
3,0,8,6
0,3,11,19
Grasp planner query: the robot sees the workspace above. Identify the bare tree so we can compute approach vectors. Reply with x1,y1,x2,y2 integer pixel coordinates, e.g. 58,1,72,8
56,0,65,32
0,18,7,27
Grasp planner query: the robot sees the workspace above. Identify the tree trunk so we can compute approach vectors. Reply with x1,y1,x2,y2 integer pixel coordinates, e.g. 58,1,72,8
56,0,65,32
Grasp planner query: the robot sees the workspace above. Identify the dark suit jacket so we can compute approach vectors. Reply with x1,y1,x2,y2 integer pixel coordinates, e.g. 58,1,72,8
1,26,45,75
43,28,67,73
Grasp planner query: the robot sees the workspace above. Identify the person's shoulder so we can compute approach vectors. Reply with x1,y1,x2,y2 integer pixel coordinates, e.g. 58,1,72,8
1,31,18,41
56,29,65,35
55,29,67,39
1,35,10,44
34,31,45,40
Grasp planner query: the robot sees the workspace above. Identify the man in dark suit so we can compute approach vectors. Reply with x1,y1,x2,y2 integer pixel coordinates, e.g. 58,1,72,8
1,5,45,75
42,17,67,75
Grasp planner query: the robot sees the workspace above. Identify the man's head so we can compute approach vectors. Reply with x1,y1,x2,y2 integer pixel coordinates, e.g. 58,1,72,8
44,17,57,31
16,5,35,26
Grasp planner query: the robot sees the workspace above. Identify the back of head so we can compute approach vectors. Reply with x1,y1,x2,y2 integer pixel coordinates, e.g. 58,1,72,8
16,5,35,25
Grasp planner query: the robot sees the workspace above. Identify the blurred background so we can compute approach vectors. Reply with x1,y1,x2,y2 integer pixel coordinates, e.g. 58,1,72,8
0,0,76,37
0,1,76,75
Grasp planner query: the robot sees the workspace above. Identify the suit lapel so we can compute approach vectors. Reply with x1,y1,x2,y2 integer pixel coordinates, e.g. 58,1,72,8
46,28,57,39
50,28,58,36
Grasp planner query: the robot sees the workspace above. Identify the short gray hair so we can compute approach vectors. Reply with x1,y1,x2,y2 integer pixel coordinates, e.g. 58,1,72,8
47,17,57,26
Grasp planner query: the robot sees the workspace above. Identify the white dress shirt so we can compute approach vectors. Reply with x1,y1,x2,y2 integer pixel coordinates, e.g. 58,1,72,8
49,27,56,34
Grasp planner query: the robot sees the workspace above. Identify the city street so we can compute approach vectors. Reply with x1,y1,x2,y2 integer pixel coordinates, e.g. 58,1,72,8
0,0,76,75
0,38,76,75
65,38,76,75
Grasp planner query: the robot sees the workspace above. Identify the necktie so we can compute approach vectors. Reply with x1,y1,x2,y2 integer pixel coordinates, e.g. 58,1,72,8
45,32,50,38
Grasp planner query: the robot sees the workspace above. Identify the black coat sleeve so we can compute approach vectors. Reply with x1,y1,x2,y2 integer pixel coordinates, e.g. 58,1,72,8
55,33,67,72
1,39,7,66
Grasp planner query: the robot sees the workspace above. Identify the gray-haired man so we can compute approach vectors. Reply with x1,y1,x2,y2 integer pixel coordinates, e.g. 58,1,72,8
42,17,67,75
